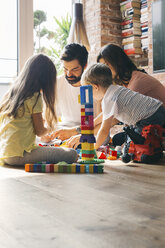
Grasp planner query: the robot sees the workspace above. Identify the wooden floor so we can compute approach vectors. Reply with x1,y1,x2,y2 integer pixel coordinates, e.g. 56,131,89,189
0,154,165,248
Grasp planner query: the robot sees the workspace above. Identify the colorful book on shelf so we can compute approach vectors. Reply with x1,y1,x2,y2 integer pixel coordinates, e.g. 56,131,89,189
141,34,148,40
122,39,141,47
122,35,141,43
120,1,141,12
120,0,141,6
121,21,141,30
141,3,147,8
121,23,133,29
123,42,141,50
142,26,148,32
122,14,141,21
142,46,148,51
140,14,148,23
121,7,141,19
122,27,141,37
141,37,148,46
141,31,148,37
124,47,143,55
141,21,148,27
141,0,147,4
121,19,140,26
141,7,148,14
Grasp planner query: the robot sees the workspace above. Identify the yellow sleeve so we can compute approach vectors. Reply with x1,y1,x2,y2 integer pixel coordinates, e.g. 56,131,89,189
25,93,43,114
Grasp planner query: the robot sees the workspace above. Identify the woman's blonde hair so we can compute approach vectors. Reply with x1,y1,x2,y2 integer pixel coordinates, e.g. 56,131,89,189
0,54,57,128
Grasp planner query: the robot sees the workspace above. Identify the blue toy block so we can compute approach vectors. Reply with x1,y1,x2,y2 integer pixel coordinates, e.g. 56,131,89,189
85,165,89,173
80,134,96,143
76,164,80,173
85,112,93,116
94,165,98,173
80,85,93,105
85,104,93,108
34,164,41,172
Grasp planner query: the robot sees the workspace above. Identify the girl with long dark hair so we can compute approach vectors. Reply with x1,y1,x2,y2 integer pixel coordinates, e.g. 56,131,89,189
0,54,77,165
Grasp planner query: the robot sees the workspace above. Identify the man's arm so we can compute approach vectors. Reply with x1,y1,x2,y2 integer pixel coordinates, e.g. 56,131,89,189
51,127,79,141
95,116,114,150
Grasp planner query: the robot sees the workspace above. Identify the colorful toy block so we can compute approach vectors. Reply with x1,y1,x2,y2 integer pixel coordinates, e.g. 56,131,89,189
81,126,94,130
79,85,105,166
81,150,95,155
81,116,94,126
81,129,94,135
25,163,104,173
97,152,107,159
107,156,117,160
80,85,93,105
110,150,117,157
81,142,94,150
80,134,96,143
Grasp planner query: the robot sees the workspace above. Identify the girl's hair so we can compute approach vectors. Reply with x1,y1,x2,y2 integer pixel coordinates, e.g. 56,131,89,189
0,54,57,128
97,43,146,85
82,63,112,88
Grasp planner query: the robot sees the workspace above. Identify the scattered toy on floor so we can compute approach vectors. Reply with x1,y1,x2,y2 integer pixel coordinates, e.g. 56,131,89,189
25,162,104,173
122,125,165,164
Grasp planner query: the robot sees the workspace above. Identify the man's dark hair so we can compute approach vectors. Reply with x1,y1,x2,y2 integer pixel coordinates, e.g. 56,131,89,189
60,43,88,68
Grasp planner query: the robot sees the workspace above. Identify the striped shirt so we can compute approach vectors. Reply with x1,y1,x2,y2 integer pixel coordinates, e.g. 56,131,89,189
102,85,162,125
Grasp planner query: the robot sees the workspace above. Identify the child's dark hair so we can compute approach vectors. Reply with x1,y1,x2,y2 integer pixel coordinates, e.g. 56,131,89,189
61,43,88,68
0,54,57,128
97,43,146,85
82,63,112,88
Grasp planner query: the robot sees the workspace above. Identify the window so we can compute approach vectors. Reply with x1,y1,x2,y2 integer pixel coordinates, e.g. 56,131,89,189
0,0,33,100
0,0,18,83
152,0,165,72
33,0,72,74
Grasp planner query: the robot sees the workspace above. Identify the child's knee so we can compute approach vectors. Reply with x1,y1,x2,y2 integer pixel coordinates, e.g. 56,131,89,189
69,149,78,162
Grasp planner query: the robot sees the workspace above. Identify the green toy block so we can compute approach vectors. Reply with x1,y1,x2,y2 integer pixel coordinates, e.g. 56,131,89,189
81,149,96,155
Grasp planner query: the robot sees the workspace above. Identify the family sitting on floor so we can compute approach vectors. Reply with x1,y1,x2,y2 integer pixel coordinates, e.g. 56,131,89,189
0,43,165,166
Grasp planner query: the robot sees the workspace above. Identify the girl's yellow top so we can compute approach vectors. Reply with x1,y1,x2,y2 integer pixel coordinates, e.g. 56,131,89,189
0,93,43,159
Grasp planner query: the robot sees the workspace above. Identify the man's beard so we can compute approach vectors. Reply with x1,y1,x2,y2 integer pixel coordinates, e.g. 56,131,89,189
65,68,84,85
65,75,82,85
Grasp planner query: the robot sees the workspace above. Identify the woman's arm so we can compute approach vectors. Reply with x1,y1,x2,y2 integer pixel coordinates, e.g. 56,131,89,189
95,116,113,150
32,112,49,137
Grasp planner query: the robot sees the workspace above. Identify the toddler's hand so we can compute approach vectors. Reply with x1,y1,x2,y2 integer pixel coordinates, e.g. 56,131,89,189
66,134,81,149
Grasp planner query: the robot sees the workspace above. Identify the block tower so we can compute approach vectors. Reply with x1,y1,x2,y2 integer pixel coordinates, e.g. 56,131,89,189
79,85,96,162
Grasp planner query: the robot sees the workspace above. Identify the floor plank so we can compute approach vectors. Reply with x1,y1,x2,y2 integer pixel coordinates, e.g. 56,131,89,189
0,154,165,248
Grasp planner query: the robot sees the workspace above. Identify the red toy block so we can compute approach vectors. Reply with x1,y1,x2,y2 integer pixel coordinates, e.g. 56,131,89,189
98,152,107,159
81,125,94,130
110,150,117,157
82,153,95,158
81,116,93,126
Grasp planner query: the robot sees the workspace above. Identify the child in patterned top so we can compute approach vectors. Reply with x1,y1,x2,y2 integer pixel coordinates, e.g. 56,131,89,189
81,63,165,150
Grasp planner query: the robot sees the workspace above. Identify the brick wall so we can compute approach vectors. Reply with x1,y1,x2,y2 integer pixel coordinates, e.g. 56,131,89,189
83,0,165,85
100,0,121,47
